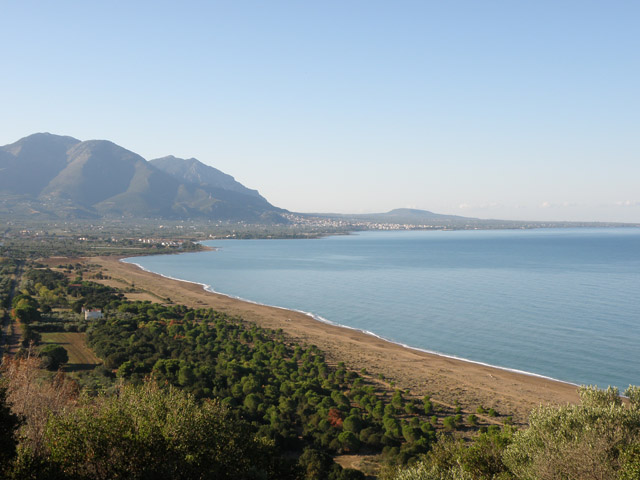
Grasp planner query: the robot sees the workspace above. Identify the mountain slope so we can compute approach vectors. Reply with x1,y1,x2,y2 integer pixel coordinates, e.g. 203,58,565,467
42,140,149,205
150,155,281,215
0,133,286,222
0,133,81,195
150,156,265,201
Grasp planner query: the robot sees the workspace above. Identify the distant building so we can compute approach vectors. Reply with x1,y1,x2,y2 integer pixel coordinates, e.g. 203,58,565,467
82,307,103,320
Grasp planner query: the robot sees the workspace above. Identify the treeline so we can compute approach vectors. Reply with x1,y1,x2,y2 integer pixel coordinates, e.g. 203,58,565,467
0,257,18,310
86,300,438,465
1,356,292,480
0,235,203,260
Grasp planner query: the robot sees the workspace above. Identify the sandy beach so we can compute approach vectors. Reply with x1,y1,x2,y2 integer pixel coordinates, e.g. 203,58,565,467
88,254,580,424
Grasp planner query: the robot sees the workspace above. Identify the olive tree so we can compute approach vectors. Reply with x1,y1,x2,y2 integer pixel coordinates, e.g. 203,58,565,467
503,386,640,480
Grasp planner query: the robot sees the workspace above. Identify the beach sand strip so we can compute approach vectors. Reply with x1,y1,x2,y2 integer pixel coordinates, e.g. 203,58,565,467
89,254,580,424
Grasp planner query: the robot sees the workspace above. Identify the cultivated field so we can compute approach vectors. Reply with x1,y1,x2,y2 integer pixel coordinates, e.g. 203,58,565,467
40,332,101,372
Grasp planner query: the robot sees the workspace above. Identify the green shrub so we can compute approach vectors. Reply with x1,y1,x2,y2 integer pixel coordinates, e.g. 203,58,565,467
39,344,68,371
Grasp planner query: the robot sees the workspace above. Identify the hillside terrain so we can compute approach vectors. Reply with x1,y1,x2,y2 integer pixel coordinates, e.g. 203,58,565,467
1,237,638,479
0,133,286,222
2,133,636,231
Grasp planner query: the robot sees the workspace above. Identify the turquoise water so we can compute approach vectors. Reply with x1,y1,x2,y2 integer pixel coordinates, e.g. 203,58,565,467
125,228,640,389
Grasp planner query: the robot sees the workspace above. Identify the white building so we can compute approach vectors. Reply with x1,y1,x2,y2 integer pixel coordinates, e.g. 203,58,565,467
82,308,103,320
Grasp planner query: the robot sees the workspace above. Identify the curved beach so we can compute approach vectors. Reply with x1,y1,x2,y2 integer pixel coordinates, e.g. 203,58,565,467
90,254,580,423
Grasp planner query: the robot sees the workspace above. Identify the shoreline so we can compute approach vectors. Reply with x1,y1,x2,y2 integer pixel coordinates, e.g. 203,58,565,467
125,257,580,389
91,253,581,423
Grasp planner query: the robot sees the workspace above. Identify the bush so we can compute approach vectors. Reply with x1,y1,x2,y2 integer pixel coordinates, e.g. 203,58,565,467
442,417,456,431
338,431,360,452
503,386,640,479
343,415,363,434
297,447,334,480
0,384,20,473
40,381,278,480
39,344,68,371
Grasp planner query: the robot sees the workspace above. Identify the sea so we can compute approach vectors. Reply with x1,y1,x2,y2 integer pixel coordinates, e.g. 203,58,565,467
125,228,640,390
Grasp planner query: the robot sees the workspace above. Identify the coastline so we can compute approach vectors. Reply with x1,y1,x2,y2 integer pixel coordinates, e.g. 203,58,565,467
91,254,581,423
126,258,580,388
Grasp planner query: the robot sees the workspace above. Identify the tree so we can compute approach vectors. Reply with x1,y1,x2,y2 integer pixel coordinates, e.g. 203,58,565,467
391,428,513,480
177,365,195,386
392,390,404,408
13,303,40,325
20,325,41,347
1,354,78,462
297,447,334,480
338,431,360,452
41,381,278,480
39,344,68,371
503,386,640,480
343,415,362,434
442,416,456,431
0,383,20,474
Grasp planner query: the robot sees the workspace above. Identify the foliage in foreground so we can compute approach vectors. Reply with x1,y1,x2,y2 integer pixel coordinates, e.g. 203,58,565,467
391,386,640,480
4,371,283,480
14,260,640,478
0,354,371,479
44,382,276,480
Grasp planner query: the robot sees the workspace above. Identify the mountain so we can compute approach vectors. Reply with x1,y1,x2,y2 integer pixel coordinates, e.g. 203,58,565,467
150,156,265,201
149,156,279,214
0,133,287,222
0,133,81,196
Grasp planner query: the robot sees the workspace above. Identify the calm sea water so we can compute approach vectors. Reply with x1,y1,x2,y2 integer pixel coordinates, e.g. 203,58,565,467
126,228,640,389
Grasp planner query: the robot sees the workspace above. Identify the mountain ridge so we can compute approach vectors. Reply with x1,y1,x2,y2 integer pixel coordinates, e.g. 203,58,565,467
150,156,266,202
0,133,287,222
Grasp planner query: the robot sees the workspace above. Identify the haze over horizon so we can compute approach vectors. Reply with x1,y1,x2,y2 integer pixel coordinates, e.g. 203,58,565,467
1,1,638,223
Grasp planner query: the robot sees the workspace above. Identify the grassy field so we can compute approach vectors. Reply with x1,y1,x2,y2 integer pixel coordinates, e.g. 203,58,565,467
40,331,101,372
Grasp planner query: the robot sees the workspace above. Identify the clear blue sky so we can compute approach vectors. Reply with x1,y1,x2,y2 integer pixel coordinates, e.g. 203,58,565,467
1,1,638,222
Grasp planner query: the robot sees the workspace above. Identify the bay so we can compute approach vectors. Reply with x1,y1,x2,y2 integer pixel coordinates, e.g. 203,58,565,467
125,228,640,389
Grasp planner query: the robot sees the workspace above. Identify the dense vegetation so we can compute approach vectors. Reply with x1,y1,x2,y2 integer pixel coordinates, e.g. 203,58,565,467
0,257,18,310
2,244,640,479
86,300,437,462
1,262,464,478
0,234,203,260
392,386,640,479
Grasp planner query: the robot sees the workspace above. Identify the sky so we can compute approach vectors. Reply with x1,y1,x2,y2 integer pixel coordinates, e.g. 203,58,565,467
1,1,639,222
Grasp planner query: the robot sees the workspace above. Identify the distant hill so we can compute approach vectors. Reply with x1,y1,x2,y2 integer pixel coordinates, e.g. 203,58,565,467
4,133,629,230
0,133,287,222
359,208,471,223
305,208,636,229
308,208,486,227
